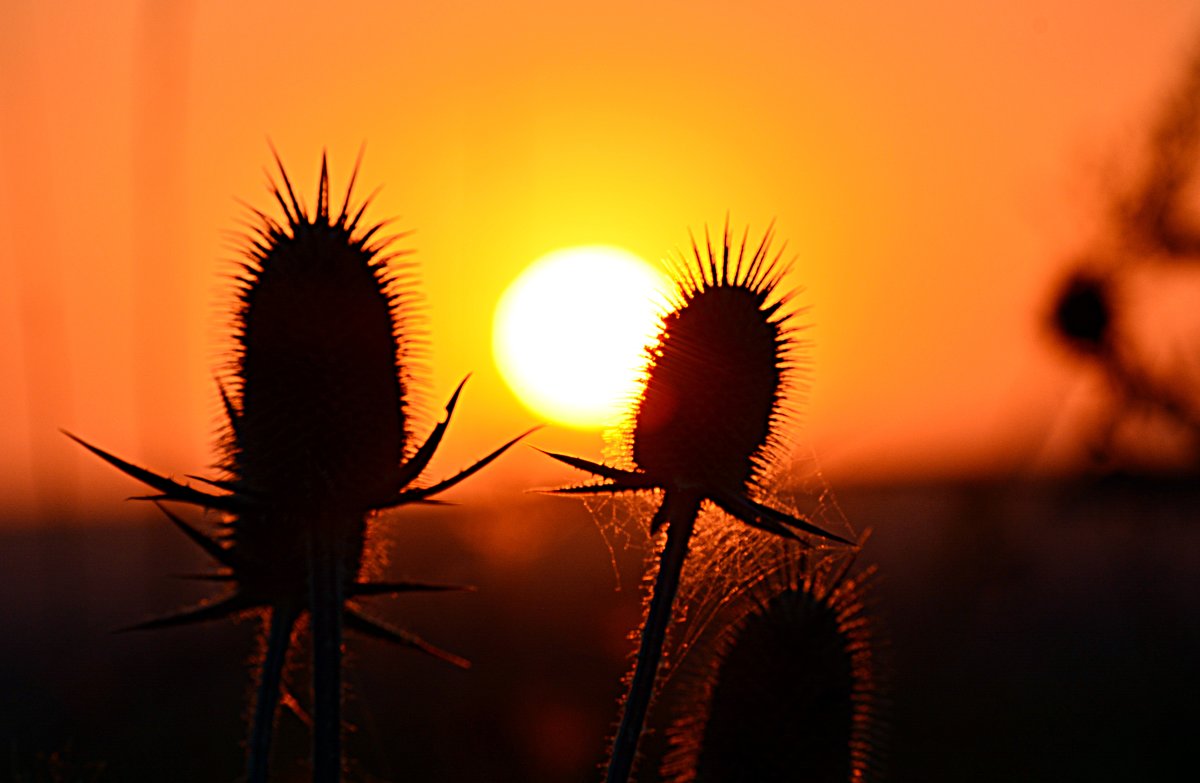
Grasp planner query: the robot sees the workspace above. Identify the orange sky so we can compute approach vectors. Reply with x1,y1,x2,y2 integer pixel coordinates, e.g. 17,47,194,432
2,0,1199,522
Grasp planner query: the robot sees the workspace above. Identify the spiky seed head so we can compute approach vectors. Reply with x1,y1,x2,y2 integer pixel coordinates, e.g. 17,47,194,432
662,560,887,783
68,149,520,621
219,152,421,599
633,225,801,494
537,223,849,545
228,153,416,514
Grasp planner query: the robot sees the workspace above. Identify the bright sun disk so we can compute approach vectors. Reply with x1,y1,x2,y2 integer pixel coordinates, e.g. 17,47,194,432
493,245,669,429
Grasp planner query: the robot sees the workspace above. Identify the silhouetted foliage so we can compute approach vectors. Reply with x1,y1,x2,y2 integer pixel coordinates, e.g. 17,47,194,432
662,554,887,783
1047,37,1200,471
542,223,851,782
1050,270,1113,355
66,151,525,782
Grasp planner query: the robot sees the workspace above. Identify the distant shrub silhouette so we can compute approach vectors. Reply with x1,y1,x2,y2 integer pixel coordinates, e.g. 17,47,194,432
661,552,887,783
1050,270,1114,356
1047,38,1200,470
542,223,851,783
65,151,525,782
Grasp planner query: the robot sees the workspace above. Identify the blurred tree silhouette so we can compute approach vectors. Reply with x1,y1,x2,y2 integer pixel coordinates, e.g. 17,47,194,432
1047,34,1200,473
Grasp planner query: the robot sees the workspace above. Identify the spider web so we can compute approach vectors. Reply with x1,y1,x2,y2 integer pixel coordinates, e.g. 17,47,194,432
580,427,859,684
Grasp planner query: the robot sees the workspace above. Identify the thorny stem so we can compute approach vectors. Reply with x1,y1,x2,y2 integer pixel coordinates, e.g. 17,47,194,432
247,602,300,783
606,493,701,783
309,524,346,783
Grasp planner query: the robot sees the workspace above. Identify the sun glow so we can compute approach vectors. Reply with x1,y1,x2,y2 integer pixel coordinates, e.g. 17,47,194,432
493,246,669,429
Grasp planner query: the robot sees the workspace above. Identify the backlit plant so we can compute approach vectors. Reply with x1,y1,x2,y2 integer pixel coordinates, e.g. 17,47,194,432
65,151,525,782
541,223,852,782
661,551,887,783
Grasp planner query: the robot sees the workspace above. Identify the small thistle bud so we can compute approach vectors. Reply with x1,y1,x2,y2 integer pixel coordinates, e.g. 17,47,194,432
65,150,526,782
662,557,888,783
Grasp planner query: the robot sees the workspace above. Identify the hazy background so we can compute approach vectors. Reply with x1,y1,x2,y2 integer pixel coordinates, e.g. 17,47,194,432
4,0,1200,521
3,2,1199,781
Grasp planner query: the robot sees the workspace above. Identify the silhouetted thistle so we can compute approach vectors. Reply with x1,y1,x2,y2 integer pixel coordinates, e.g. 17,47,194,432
64,151,525,782
661,554,887,783
541,224,851,783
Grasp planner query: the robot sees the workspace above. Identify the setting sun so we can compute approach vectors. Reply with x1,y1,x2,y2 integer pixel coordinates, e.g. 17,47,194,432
493,246,669,429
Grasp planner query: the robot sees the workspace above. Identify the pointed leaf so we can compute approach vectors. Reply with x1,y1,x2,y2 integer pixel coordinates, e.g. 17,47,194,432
152,501,239,567
710,490,853,544
344,607,470,669
535,449,653,485
538,482,639,496
117,593,252,633
393,376,469,491
378,427,537,508
349,581,475,597
185,474,259,497
62,430,242,512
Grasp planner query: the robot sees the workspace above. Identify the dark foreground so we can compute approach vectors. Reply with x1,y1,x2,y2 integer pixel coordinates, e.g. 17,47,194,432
3,477,1197,782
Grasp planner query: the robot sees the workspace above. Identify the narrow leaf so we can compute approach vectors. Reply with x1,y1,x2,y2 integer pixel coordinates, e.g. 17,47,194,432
349,581,475,597
344,607,470,670
152,501,239,568
117,593,252,633
710,490,853,545
378,427,538,508
62,430,242,512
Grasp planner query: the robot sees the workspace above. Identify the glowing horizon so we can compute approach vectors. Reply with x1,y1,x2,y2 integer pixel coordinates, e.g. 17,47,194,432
3,0,1200,522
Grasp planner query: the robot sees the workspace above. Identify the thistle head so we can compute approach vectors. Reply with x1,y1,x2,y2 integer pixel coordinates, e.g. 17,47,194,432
632,222,803,495
66,150,525,612
227,150,419,515
662,555,887,782
538,223,847,545
63,146,525,782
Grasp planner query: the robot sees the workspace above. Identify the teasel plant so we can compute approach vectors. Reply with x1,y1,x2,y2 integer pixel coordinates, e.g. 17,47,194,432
660,547,888,782
1046,34,1200,468
540,223,855,782
64,150,528,782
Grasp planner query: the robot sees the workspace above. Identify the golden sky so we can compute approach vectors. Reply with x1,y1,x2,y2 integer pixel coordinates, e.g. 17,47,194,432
2,0,1199,521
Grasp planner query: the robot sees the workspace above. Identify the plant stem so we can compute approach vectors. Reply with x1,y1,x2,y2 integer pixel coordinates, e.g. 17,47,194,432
247,601,300,783
606,492,700,783
309,525,345,783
